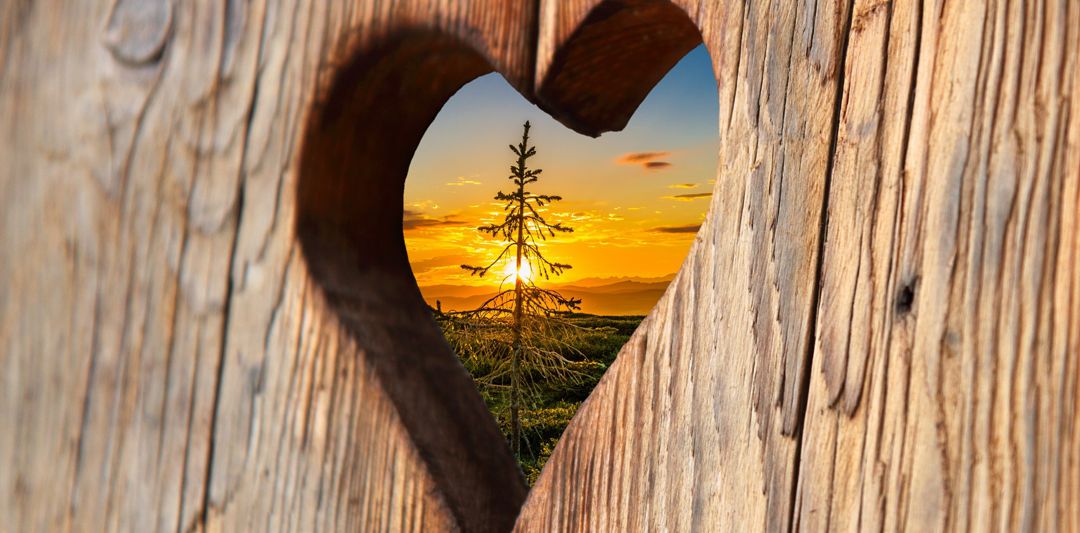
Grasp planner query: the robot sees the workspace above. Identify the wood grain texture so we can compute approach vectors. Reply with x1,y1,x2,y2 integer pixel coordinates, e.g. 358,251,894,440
533,0,703,136
2,0,1077,531
0,1,534,531
517,0,1079,531
519,0,848,530
796,1,1080,531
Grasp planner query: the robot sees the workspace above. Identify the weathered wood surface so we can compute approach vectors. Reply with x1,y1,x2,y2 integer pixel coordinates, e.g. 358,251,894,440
1,1,534,531
519,0,1080,531
520,0,845,529
1,0,1077,532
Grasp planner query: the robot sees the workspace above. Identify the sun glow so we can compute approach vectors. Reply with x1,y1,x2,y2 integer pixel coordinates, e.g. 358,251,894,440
502,259,533,283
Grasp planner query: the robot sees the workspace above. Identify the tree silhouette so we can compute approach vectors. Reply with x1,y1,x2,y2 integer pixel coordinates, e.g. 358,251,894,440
437,121,584,459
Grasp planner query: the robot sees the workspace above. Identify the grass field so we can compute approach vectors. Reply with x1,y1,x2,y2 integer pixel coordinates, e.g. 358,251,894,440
460,314,644,484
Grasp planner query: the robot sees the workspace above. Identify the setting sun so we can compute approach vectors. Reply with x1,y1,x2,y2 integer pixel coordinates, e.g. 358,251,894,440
502,259,533,283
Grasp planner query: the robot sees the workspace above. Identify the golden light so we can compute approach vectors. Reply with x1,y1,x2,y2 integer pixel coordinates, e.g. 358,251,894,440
502,259,533,283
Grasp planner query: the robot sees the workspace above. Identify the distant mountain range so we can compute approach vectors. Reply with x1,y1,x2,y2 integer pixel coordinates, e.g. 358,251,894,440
420,274,675,316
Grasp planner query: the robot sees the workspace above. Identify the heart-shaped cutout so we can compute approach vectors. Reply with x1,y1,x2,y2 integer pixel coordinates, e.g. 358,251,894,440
403,46,716,485
295,3,705,530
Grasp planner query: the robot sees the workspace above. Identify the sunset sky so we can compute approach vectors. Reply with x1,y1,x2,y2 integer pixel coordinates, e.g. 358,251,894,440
404,45,718,290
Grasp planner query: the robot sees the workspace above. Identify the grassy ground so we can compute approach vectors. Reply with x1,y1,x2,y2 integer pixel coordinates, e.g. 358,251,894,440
463,314,645,485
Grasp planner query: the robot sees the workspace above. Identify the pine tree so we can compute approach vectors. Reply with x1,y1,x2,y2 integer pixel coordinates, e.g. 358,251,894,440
437,121,584,459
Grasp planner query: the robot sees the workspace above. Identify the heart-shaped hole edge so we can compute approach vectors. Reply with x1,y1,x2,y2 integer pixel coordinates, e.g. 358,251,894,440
294,4,707,530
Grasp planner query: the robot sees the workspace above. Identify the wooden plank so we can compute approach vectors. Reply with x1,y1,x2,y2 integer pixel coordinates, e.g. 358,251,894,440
520,0,1079,531
0,1,535,531
518,0,850,530
796,0,1080,530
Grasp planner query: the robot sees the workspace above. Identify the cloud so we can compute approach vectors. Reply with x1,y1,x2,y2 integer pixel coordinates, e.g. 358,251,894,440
408,200,440,211
668,183,698,189
402,209,469,230
617,151,673,170
653,224,701,234
664,192,713,201
409,255,464,274
446,175,481,186
618,151,670,163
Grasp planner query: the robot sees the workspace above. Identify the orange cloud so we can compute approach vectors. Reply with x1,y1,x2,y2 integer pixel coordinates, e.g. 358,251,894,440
664,192,712,201
668,183,697,189
653,224,701,234
618,151,669,163
403,210,470,230
617,151,673,170
446,175,481,186
409,255,467,274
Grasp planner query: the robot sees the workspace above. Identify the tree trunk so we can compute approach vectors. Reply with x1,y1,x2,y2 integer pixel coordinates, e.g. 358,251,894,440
1,1,1076,532
511,130,529,460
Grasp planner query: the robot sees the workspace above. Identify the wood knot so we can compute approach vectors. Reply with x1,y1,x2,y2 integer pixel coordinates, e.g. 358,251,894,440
102,0,172,66
895,277,917,315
